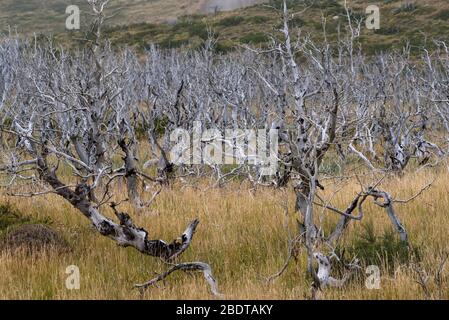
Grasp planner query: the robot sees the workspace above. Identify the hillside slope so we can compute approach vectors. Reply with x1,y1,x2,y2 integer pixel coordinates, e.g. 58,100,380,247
0,0,265,34
1,0,449,54
102,0,449,55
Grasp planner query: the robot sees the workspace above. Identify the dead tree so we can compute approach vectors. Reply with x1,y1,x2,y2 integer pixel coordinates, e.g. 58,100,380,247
0,0,219,296
258,1,440,295
0,0,446,298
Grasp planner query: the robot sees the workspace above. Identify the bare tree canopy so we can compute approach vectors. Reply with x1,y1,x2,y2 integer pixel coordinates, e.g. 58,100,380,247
0,0,448,298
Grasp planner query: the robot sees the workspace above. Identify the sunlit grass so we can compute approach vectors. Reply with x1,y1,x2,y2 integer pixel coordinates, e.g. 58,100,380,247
0,167,448,300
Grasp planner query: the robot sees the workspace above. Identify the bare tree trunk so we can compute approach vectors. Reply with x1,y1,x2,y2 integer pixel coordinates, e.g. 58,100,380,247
369,189,408,243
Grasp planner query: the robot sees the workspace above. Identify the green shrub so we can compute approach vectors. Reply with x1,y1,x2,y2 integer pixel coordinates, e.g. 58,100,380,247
154,116,170,137
215,40,234,54
188,22,209,40
374,26,401,35
159,37,190,49
364,42,393,55
217,16,245,27
289,16,305,28
0,203,51,236
1,117,13,128
173,19,209,40
434,9,449,21
248,16,270,24
349,220,419,273
240,32,269,45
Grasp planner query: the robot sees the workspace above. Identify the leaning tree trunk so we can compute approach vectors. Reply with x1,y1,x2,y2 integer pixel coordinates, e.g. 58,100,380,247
36,156,219,295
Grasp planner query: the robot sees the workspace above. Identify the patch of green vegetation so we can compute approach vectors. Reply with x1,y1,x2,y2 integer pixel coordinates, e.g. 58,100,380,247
215,40,235,54
433,9,449,21
46,0,449,57
290,16,306,28
363,41,394,55
1,117,13,128
217,16,245,27
154,115,171,137
172,19,209,40
247,15,270,24
304,0,340,10
267,0,301,9
275,15,305,30
0,203,52,237
159,36,190,49
392,2,418,15
349,221,420,272
240,32,269,44
320,156,342,176
374,26,401,35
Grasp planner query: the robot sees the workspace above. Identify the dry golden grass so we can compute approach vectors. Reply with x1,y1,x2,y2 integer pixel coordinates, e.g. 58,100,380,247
0,167,448,300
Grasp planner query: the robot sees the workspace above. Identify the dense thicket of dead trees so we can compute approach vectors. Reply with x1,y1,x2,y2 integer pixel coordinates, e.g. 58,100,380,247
0,0,448,297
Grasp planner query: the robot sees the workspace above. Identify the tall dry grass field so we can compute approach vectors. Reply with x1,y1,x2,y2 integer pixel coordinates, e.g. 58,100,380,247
0,167,448,300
